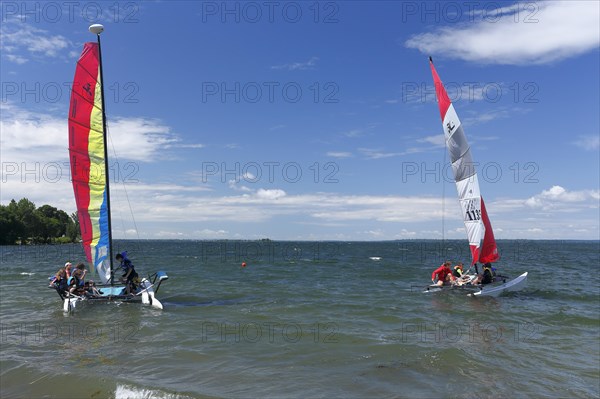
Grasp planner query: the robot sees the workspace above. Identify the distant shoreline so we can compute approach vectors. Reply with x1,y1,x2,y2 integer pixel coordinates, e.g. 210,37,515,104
1,238,598,246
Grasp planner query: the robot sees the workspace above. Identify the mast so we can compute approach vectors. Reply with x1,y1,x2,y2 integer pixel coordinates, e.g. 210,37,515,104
89,24,115,285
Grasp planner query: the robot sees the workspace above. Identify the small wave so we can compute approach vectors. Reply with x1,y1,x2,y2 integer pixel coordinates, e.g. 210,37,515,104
115,384,194,399
20,272,35,276
369,257,382,261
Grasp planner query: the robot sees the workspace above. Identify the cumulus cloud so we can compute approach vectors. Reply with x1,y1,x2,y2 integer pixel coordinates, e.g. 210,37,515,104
254,189,287,200
524,185,600,210
0,103,187,164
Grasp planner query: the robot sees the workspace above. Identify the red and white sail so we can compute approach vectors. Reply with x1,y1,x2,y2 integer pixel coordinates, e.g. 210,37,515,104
429,58,499,265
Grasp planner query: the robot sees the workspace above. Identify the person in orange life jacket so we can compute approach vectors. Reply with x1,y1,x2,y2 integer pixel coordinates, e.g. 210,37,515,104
116,252,138,295
431,260,455,286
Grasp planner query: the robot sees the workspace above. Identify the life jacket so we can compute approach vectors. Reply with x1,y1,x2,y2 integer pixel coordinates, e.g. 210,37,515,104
68,275,84,288
482,266,494,284
54,277,68,292
453,266,463,277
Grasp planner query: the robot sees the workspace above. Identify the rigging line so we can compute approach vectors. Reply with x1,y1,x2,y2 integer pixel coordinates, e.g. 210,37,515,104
106,123,141,242
441,141,447,259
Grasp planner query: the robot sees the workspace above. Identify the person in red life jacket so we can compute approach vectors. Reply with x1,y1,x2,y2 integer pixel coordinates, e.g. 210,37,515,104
431,260,455,286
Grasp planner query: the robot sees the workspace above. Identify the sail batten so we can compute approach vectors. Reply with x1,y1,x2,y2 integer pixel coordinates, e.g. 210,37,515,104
68,42,111,284
429,58,499,265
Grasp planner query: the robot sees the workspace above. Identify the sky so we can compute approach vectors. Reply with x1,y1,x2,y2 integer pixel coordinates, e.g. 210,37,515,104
1,0,599,241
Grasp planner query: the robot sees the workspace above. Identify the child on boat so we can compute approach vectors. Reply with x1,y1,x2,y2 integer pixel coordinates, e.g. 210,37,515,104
68,263,102,296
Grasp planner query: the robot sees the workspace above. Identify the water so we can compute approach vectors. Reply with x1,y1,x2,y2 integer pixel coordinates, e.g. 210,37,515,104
1,240,598,398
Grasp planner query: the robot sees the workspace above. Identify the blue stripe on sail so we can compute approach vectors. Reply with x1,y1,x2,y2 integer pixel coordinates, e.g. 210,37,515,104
93,190,111,283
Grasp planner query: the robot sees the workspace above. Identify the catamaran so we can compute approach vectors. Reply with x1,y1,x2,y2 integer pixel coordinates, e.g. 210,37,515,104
424,57,527,297
51,24,168,312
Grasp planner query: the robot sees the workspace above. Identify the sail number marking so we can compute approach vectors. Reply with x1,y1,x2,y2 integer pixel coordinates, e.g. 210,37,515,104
465,209,481,221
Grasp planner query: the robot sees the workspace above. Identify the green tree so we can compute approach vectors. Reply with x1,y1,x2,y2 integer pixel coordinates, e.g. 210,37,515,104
0,205,23,244
67,212,80,241
0,198,80,244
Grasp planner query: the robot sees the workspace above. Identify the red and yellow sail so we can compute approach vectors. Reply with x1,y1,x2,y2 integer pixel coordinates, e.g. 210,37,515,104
429,58,499,265
68,42,111,283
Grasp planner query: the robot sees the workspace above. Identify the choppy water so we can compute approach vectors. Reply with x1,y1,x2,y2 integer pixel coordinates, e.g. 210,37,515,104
1,240,598,398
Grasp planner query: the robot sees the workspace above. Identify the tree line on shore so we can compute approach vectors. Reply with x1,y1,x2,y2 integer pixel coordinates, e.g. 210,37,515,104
0,198,79,245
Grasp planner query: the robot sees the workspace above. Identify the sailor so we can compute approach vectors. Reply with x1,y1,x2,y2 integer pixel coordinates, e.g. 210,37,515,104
116,252,139,294
452,262,464,278
69,263,101,296
64,262,73,278
431,261,455,286
472,263,495,285
49,267,68,293
67,266,86,295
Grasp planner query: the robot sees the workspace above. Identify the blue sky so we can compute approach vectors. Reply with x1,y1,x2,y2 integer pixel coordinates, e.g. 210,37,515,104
1,1,599,241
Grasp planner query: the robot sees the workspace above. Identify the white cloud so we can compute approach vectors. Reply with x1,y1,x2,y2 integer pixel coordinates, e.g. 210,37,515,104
1,23,71,62
524,185,600,210
358,148,403,159
106,117,180,162
254,189,287,200
573,135,600,151
326,151,353,158
271,57,319,71
1,104,184,164
192,229,229,238
405,1,600,65
6,54,28,64
418,135,445,147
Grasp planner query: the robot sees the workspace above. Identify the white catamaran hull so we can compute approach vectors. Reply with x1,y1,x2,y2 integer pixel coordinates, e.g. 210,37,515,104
423,272,528,297
469,272,528,297
62,274,167,312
